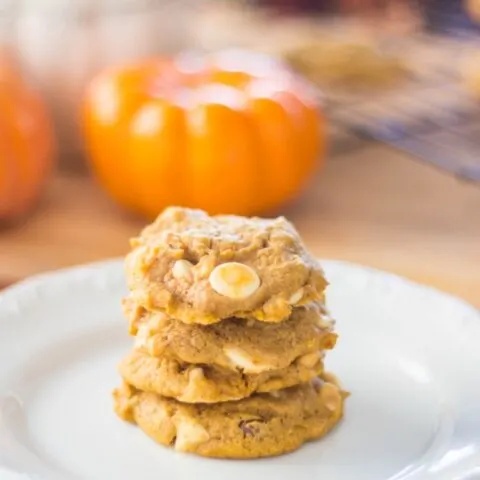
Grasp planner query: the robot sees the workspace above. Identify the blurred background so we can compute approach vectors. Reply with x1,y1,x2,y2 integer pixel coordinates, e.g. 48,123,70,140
0,0,479,307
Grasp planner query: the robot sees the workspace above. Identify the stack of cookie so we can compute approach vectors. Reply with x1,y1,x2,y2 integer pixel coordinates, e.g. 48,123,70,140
114,207,346,458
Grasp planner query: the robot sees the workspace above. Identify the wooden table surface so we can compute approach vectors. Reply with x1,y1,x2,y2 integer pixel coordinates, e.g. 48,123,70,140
1,142,479,308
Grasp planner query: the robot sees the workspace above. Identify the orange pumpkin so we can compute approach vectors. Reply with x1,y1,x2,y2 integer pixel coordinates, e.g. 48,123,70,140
83,50,325,217
466,0,480,23
0,54,56,221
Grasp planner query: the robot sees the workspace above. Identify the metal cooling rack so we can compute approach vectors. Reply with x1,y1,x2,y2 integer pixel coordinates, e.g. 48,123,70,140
326,33,480,181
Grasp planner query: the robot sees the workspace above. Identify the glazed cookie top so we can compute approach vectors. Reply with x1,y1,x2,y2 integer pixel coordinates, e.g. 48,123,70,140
125,297,337,373
125,207,327,324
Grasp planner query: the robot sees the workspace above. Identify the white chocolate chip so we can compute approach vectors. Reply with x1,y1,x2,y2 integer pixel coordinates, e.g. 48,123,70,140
298,352,321,368
317,316,333,329
209,262,260,299
174,420,210,452
288,287,304,305
180,368,208,402
134,324,150,349
188,367,205,383
172,259,193,281
224,347,274,373
320,382,341,412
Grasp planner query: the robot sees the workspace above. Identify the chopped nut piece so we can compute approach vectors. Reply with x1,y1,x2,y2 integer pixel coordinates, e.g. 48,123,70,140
175,420,210,451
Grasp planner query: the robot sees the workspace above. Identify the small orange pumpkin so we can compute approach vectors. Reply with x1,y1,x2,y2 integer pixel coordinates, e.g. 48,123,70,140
83,50,325,217
0,53,56,221
466,0,480,23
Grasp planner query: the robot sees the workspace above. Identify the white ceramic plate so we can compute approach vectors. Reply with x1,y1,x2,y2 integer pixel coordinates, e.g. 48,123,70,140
1,260,479,480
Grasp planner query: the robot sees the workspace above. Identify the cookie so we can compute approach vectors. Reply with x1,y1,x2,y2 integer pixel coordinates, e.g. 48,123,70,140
118,349,324,403
125,207,327,325
125,297,337,373
284,40,407,90
113,375,346,458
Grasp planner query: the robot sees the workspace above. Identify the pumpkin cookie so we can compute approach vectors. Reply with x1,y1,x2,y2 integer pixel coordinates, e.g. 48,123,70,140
125,207,327,325
113,375,346,459
118,349,324,404
125,297,337,373
284,40,407,90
